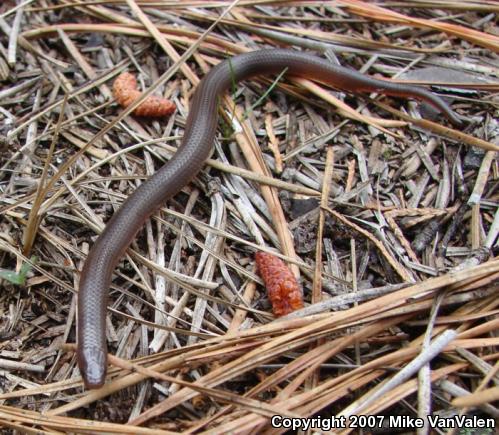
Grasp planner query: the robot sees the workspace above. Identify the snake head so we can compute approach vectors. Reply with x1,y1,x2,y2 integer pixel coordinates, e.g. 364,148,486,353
78,345,107,389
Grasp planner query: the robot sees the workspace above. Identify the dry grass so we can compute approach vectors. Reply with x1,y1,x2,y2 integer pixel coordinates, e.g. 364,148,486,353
0,0,497,433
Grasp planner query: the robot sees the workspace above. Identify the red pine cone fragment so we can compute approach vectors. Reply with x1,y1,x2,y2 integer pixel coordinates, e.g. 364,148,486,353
255,252,304,317
113,72,176,117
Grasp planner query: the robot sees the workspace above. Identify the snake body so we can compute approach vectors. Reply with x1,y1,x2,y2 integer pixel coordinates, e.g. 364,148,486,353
77,49,460,389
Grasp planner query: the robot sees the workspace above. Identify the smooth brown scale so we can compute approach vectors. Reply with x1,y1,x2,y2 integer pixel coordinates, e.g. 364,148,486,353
255,252,304,317
113,72,176,117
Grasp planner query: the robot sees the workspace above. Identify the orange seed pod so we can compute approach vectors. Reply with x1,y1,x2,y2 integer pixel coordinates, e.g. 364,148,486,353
255,251,304,317
113,72,176,117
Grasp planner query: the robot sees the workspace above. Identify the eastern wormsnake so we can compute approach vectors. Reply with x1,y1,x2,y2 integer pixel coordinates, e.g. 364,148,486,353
77,49,461,389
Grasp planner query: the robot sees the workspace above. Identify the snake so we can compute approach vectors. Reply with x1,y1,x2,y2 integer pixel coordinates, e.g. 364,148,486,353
77,49,461,389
